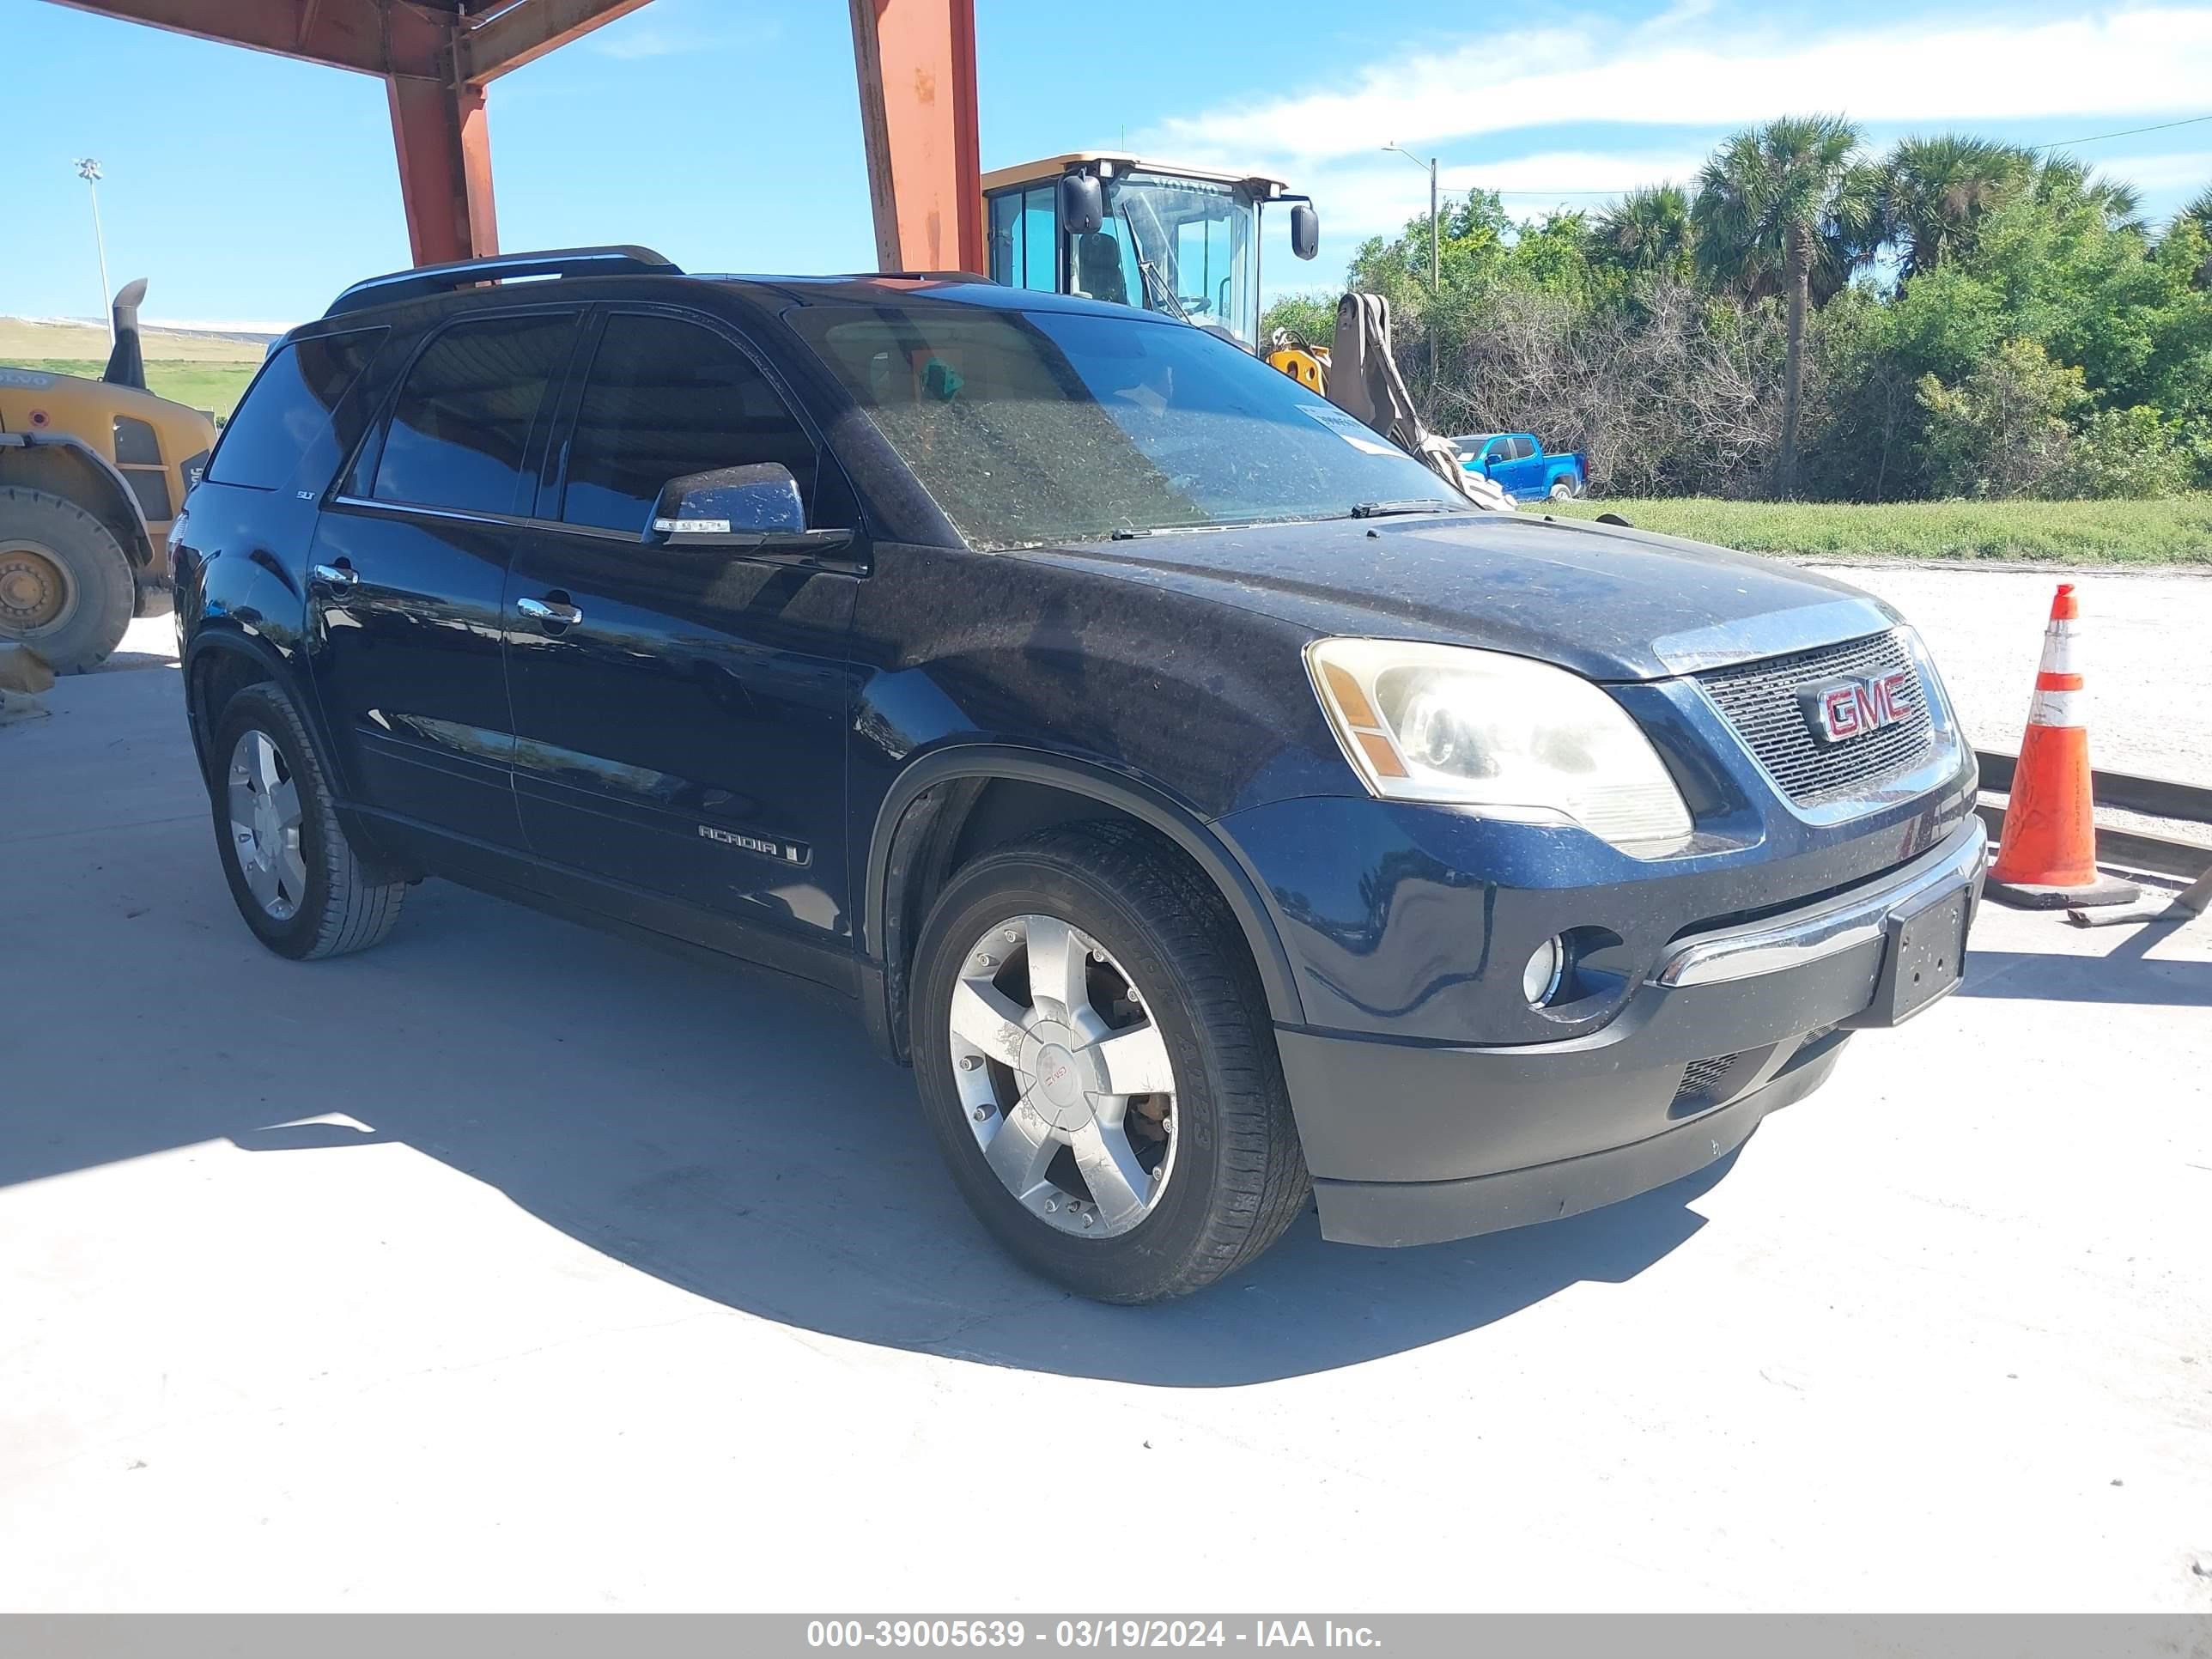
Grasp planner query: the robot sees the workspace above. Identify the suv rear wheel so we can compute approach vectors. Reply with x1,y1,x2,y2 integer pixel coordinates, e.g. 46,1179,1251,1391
209,684,406,960
910,823,1309,1302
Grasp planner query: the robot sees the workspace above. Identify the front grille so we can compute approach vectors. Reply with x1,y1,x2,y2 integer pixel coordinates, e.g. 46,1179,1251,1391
1696,630,1935,805
1673,1054,1738,1111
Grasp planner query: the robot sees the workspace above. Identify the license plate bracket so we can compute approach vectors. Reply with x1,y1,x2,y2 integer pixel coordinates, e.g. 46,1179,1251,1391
1845,885,1972,1029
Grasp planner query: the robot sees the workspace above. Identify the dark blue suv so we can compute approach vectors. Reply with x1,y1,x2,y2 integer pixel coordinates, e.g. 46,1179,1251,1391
172,247,1984,1303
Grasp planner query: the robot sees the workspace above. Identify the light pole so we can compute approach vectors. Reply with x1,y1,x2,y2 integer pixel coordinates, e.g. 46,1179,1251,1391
1383,143,1439,386
1382,143,1438,294
76,157,112,342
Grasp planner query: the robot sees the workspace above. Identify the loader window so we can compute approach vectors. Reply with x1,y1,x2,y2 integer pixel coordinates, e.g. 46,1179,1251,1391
206,329,383,492
1094,173,1257,346
988,186,1059,293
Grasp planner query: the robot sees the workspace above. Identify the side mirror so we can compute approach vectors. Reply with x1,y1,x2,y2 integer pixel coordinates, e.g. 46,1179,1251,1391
1290,202,1320,260
1060,173,1104,237
649,463,852,555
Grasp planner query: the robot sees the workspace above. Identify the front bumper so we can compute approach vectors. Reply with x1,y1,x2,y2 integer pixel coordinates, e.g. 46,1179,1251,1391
1285,817,1987,1248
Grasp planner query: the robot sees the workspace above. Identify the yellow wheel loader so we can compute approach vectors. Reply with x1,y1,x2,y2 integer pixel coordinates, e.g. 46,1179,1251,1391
982,154,1320,354
0,280,217,672
981,155,1334,398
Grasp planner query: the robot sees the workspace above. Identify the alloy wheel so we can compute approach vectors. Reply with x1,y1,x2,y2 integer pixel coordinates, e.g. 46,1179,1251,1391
226,730,307,921
945,913,1180,1237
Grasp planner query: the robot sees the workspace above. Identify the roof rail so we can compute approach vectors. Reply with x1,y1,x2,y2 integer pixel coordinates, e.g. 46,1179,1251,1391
871,270,994,283
324,245,683,319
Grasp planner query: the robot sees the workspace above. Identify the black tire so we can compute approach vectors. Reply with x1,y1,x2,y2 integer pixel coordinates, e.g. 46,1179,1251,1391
0,487,135,672
910,822,1309,1303
1548,478,1574,502
209,683,406,960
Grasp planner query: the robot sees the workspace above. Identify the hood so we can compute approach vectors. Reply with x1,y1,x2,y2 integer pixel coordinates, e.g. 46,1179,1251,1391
1030,510,1899,682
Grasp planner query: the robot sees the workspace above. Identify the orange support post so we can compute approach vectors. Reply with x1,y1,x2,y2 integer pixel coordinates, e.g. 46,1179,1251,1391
848,0,984,274
386,73,499,268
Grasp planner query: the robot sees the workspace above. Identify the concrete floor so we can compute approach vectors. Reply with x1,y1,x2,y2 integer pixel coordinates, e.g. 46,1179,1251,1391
3,625,2209,1612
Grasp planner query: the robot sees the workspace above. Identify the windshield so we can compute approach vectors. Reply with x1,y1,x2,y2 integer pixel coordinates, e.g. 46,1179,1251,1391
786,304,1462,550
1072,173,1257,348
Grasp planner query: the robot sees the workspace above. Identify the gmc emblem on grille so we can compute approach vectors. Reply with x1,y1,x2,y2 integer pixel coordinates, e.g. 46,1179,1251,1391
1799,668,1915,744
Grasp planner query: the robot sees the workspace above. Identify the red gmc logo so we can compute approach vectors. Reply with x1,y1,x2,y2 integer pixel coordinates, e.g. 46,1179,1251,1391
1800,669,1915,744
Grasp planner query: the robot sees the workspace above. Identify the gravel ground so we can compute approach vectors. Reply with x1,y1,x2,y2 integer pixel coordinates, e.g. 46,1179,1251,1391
1814,563,2212,786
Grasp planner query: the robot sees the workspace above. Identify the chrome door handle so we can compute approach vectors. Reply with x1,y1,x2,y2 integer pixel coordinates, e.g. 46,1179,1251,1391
517,595,583,627
310,562,357,590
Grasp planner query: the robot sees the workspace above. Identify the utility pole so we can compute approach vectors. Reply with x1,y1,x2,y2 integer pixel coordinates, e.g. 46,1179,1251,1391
76,157,112,341
1383,143,1441,386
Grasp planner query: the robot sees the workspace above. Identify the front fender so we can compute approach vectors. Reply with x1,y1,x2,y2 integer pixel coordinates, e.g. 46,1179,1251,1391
861,743,1310,1033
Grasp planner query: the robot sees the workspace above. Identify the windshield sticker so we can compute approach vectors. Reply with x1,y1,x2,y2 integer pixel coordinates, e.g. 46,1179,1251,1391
1297,404,1397,457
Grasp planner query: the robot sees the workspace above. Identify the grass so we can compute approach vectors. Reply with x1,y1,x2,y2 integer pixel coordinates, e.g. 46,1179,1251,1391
0,316,268,362
3,357,259,421
1546,496,2212,566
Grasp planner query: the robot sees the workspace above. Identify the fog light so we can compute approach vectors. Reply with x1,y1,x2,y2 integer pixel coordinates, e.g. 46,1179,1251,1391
1522,936,1565,1006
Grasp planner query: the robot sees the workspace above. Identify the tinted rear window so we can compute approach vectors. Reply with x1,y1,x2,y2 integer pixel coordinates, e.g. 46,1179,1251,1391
370,313,576,515
205,331,383,490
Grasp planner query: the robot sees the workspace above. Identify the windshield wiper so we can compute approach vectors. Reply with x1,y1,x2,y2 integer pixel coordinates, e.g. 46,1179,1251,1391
1350,499,1460,519
1108,522,1255,540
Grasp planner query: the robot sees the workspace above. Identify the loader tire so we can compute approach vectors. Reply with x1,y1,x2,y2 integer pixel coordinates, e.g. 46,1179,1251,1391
0,487,136,672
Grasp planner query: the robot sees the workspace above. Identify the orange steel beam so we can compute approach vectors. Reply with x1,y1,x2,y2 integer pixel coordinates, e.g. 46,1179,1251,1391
44,1,988,277
459,0,658,82
848,0,983,274
39,0,445,76
386,73,499,267
41,0,495,264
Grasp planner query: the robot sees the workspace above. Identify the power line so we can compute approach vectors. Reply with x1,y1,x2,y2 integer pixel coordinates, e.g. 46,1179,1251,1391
1435,112,2212,202
2032,111,2212,150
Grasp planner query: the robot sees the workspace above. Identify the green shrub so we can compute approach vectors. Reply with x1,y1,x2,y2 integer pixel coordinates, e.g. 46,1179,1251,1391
1916,339,2083,498
2068,404,2193,497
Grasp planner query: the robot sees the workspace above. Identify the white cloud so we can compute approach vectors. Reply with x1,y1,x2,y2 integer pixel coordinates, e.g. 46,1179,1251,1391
1147,6,2212,167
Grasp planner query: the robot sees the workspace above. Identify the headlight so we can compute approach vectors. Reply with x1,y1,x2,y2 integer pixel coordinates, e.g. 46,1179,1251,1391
1305,637,1694,854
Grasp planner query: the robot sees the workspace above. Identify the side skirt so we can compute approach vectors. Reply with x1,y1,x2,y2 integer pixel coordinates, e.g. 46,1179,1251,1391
347,804,861,1001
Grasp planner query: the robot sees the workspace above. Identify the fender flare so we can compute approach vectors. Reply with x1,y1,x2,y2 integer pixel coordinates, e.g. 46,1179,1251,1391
0,430,156,572
861,744,1310,1048
181,625,414,880
181,626,331,774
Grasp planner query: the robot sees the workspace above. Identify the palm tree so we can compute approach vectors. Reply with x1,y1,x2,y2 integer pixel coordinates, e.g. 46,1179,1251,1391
1592,185,1694,280
2179,183,2212,235
1693,115,1875,496
2034,155,2148,236
1880,135,2033,278
2171,183,2212,285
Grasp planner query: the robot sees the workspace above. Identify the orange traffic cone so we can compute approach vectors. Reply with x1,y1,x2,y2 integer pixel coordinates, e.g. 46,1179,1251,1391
1984,583,2138,910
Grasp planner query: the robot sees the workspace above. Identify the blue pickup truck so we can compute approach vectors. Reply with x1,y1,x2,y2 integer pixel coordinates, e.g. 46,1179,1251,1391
1452,433,1588,501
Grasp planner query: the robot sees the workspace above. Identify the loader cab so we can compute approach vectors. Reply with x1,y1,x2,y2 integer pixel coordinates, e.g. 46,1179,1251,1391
981,154,1318,352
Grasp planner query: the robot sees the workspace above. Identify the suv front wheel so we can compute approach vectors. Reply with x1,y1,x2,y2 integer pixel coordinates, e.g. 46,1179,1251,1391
209,683,407,960
910,823,1310,1303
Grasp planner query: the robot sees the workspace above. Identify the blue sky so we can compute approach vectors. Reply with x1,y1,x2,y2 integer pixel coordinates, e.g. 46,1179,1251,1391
4,0,2210,331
